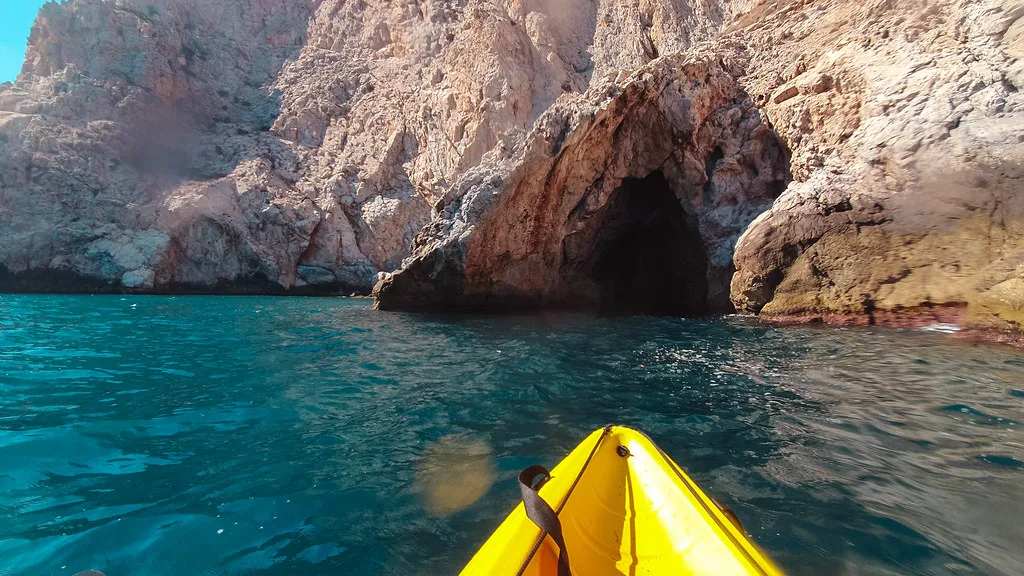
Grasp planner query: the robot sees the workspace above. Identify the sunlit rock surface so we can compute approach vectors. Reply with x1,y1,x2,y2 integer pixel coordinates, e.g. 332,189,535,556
0,0,752,293
725,0,1024,343
373,55,790,314
0,0,1021,341
376,0,1023,342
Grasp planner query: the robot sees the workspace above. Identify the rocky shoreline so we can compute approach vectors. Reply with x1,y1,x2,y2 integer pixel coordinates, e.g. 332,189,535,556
760,305,1024,350
0,265,368,296
1,0,1021,346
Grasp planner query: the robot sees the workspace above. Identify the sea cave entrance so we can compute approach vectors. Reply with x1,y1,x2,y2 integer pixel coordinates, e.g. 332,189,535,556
586,171,708,316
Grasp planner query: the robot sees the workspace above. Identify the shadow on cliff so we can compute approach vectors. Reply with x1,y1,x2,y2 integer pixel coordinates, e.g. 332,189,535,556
0,265,118,294
571,170,711,316
375,75,794,316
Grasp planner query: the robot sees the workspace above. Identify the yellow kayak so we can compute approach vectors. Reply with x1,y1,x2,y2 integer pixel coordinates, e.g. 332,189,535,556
460,425,783,576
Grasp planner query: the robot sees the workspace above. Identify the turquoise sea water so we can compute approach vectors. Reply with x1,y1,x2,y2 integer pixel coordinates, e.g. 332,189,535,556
1,295,1023,576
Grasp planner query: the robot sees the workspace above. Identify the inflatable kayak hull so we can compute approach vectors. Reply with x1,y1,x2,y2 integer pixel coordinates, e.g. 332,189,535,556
460,425,782,576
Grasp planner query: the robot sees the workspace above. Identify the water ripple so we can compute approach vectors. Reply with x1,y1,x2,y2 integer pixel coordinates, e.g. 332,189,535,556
0,296,1022,575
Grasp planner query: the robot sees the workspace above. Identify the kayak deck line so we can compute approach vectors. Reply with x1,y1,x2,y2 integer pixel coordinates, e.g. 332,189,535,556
461,425,784,576
639,429,773,576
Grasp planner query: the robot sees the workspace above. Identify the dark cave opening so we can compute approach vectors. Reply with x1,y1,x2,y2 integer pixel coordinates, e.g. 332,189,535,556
588,171,708,316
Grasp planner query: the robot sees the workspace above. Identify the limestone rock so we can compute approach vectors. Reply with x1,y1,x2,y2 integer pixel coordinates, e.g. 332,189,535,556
726,0,1024,339
377,0,1024,342
0,0,755,293
1,0,1021,343
0,0,326,292
374,55,790,313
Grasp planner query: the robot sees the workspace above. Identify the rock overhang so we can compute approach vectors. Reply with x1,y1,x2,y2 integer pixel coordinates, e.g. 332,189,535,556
374,55,792,314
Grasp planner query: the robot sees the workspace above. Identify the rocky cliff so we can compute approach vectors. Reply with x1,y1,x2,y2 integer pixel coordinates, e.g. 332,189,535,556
372,54,791,314
725,0,1024,343
0,0,752,293
1,0,1022,341
373,0,1024,343
1,0,323,292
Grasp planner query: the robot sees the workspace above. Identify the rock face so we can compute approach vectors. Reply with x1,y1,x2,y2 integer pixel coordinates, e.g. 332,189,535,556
1,0,325,292
0,0,753,293
376,0,1024,342
1,0,1022,341
724,0,1024,339
373,55,790,313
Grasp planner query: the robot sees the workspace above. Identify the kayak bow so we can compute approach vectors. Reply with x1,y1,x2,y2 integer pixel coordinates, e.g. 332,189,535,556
460,425,782,576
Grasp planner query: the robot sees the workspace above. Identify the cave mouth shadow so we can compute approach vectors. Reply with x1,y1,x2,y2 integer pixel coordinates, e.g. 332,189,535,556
587,171,709,316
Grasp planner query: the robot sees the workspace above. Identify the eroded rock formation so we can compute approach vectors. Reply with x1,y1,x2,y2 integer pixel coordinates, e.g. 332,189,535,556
1,0,1021,341
373,55,790,313
725,0,1024,341
1,0,324,292
376,0,1024,343
0,0,751,293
